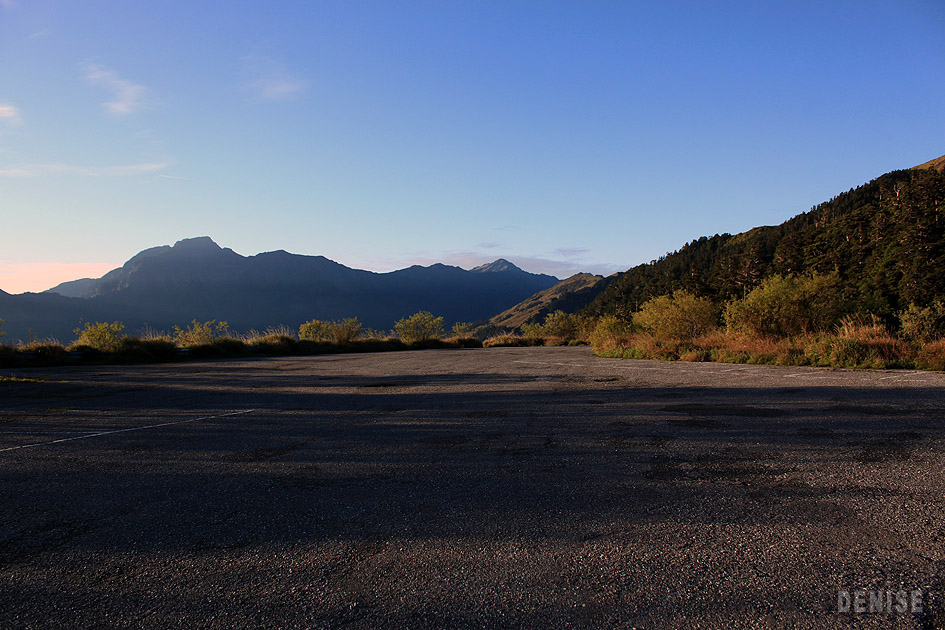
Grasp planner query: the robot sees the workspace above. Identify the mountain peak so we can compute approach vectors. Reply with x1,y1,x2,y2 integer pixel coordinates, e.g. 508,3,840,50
471,259,523,273
172,236,222,252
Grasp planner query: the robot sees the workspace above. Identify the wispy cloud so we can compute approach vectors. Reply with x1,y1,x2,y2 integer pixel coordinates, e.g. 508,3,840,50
0,0,15,10
244,55,306,101
83,63,147,116
0,104,21,126
554,247,590,258
0,161,167,177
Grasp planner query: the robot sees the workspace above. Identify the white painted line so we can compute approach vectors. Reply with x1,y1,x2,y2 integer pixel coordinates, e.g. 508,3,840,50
0,409,255,453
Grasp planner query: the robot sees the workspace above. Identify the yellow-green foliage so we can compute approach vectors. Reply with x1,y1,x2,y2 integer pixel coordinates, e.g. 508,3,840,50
633,290,719,340
394,311,444,343
451,321,474,337
540,310,582,339
72,320,125,351
519,323,543,339
173,319,230,347
298,318,362,344
589,315,633,351
899,301,945,343
724,273,840,337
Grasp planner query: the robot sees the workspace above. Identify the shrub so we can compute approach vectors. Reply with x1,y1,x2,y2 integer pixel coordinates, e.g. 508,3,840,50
519,322,544,340
812,315,911,369
360,328,393,341
448,337,483,348
451,321,474,337
0,318,5,343
330,318,362,344
394,311,444,343
27,344,70,362
589,315,633,352
541,310,582,340
299,318,361,344
71,320,125,352
113,337,179,362
173,319,230,347
245,328,298,353
483,334,541,348
916,339,945,371
470,323,507,341
633,290,719,340
299,319,330,342
899,301,945,342
724,273,841,338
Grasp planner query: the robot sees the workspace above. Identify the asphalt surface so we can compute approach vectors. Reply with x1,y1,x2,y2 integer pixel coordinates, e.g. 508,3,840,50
1,346,945,629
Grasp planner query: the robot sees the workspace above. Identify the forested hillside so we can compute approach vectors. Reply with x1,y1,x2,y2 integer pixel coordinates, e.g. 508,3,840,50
586,164,945,321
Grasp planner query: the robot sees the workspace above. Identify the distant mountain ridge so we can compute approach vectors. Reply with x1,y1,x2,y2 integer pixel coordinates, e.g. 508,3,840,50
489,273,606,329
0,238,557,341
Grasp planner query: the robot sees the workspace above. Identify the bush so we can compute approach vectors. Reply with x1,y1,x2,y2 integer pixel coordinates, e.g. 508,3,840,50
394,311,444,343
0,318,5,343
447,337,483,348
589,315,633,352
633,290,719,340
245,328,298,353
724,273,841,338
916,339,945,371
483,334,542,348
174,319,230,347
113,337,179,362
541,310,582,340
299,318,361,344
899,301,945,342
451,321,474,337
519,323,544,340
71,320,125,352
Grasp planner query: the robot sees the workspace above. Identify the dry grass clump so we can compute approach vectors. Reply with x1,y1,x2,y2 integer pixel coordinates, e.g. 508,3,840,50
916,338,945,371
483,334,543,348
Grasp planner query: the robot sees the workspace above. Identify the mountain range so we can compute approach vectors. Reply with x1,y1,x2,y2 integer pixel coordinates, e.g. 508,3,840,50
0,238,557,342
4,153,943,344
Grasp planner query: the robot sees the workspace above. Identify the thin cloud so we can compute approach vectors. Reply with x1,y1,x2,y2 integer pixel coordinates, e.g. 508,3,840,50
0,104,21,126
244,55,306,101
83,63,147,116
554,247,590,258
0,0,15,10
0,161,167,177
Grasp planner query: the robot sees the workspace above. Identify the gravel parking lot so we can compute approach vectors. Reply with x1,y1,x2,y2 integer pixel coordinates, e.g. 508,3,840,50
2,346,944,628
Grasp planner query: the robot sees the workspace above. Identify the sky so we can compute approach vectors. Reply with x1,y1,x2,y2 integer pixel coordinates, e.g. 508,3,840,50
1,1,944,293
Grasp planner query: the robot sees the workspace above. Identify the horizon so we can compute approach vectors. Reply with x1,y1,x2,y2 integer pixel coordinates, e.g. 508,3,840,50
1,2,943,293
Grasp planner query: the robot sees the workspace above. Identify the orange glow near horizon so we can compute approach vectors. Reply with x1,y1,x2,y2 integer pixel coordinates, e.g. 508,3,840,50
0,262,118,294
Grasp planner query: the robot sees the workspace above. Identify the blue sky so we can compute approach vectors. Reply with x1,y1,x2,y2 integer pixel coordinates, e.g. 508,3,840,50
1,1,943,292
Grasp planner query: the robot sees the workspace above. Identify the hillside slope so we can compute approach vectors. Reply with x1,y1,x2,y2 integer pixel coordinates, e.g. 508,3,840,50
489,273,606,329
586,156,945,320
